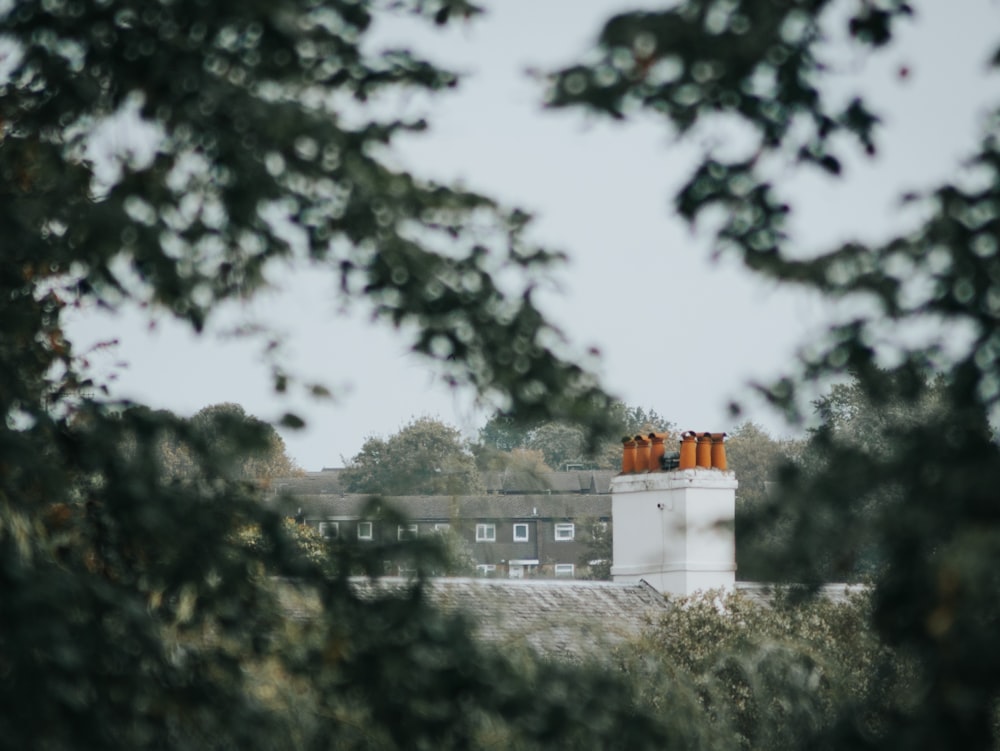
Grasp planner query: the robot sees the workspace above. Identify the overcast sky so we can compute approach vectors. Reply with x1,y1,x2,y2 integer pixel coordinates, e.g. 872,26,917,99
64,1,1000,470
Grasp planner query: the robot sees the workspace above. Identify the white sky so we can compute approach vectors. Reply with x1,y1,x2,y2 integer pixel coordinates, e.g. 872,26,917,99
64,1,1000,470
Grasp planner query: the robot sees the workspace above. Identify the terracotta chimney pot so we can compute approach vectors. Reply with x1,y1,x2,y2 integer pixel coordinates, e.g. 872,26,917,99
710,432,728,471
679,431,697,470
696,432,713,468
621,438,636,474
648,432,667,472
633,435,650,473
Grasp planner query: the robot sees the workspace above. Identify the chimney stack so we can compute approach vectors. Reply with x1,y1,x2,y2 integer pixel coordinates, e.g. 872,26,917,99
611,430,736,596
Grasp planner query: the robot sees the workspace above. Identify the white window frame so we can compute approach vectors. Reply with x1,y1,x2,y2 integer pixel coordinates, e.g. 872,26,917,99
554,523,575,541
554,563,575,578
397,524,418,541
318,521,339,539
476,523,496,542
476,564,497,576
433,523,451,534
357,521,373,541
513,523,529,542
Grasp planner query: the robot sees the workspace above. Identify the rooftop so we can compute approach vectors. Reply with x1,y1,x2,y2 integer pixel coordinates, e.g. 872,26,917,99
270,468,616,498
277,577,669,659
269,492,611,522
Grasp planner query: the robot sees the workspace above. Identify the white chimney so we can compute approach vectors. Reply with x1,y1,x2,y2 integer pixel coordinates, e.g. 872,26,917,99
611,432,737,596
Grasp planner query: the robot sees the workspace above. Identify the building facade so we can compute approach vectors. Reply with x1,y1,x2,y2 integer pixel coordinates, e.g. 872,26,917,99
271,469,613,579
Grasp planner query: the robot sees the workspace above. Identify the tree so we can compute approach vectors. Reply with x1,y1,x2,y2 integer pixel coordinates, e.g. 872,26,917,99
477,410,591,469
477,412,535,454
578,518,613,581
156,402,300,482
341,416,483,495
552,3,1000,747
611,403,676,440
476,401,675,470
620,589,906,751
473,444,551,476
525,420,590,470
725,421,804,581
756,371,950,582
726,421,802,508
810,370,949,449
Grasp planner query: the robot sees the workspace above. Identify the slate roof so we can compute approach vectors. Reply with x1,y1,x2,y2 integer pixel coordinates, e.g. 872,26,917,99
271,469,347,496
269,492,612,522
277,577,670,659
411,578,669,656
271,469,615,498
482,470,615,495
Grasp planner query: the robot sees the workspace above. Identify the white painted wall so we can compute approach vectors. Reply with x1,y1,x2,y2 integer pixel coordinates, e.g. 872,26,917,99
611,469,737,596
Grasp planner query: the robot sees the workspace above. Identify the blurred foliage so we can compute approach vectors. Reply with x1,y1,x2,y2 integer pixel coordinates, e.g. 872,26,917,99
140,402,301,482
0,0,647,747
6,0,1000,747
340,416,483,495
1,0,618,430
725,421,805,580
553,0,1000,746
810,370,949,450
237,517,330,570
743,371,953,583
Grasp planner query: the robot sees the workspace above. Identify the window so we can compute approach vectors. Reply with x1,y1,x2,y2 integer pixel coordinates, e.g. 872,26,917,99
357,521,373,541
397,524,418,541
476,523,496,542
513,523,529,542
433,523,451,533
476,564,497,577
318,521,339,539
554,563,575,578
554,523,575,541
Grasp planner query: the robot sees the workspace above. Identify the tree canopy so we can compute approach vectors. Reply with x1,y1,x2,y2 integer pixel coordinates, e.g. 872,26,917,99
724,420,804,581
153,402,300,481
341,416,483,495
619,588,902,751
476,401,675,470
725,421,803,508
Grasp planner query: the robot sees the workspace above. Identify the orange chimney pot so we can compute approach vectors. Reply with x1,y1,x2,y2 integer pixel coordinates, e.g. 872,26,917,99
679,431,697,469
633,435,650,473
648,432,667,472
621,438,636,474
696,432,713,468
710,432,728,470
